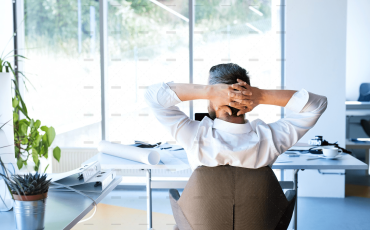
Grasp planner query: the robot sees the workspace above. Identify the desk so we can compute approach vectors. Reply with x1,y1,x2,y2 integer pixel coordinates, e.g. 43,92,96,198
84,151,367,230
273,153,367,229
345,101,370,138
346,139,370,174
83,152,188,230
0,176,122,230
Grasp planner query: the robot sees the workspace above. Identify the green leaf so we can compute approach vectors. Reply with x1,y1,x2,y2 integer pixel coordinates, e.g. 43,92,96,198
12,97,19,108
42,134,48,144
17,90,28,116
14,146,20,155
34,160,40,172
44,164,49,173
13,112,19,122
47,127,56,146
29,119,34,128
16,157,23,170
20,123,28,135
40,126,48,132
40,146,46,157
53,147,61,162
21,138,28,145
32,148,39,166
44,148,48,159
34,120,41,129
34,134,41,145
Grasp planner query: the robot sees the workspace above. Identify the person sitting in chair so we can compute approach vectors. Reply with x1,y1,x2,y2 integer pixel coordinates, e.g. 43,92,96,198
144,63,327,230
145,63,327,171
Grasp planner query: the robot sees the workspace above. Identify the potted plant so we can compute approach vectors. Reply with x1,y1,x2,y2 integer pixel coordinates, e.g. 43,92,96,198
1,44,61,173
12,92,61,172
0,158,51,229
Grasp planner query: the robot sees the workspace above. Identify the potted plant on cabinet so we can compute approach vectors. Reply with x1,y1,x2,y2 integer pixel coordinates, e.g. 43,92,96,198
0,158,51,230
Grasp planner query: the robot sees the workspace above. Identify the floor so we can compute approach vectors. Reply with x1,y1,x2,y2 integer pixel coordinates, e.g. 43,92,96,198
72,169,370,230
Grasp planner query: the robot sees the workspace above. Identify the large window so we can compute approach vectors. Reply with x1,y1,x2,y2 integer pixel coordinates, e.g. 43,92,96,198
193,0,283,123
21,0,283,147
24,0,102,147
107,0,189,144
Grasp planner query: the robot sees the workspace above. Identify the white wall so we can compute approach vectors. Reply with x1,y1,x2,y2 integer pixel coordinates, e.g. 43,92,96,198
346,0,370,101
0,0,14,59
285,0,347,197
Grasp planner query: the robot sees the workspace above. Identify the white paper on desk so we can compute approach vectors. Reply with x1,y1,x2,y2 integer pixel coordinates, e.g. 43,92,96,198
158,150,190,171
98,141,160,165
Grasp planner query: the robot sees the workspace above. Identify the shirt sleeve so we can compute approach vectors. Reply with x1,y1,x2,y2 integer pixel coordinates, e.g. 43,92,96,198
267,89,328,154
144,82,200,149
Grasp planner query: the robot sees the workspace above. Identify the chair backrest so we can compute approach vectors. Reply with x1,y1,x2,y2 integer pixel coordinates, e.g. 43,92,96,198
358,83,370,101
176,165,289,230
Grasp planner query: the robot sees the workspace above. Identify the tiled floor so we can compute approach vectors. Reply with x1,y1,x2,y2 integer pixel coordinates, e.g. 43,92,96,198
72,169,370,230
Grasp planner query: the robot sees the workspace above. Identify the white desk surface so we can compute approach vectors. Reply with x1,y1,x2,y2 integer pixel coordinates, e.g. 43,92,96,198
0,177,122,230
272,153,367,170
346,109,370,116
345,101,370,105
83,152,190,170
346,139,370,148
83,151,367,171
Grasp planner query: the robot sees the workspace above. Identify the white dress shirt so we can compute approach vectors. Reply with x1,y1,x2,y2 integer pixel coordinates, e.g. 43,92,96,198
145,82,327,171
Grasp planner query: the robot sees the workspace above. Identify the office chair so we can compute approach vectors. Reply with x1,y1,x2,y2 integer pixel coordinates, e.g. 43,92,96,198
358,83,370,102
169,165,296,230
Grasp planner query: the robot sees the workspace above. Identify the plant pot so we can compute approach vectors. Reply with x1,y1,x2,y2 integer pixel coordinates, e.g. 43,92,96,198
13,193,48,230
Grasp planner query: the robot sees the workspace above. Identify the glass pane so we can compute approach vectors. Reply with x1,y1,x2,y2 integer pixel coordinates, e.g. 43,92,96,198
107,0,189,144
24,0,101,147
193,0,282,123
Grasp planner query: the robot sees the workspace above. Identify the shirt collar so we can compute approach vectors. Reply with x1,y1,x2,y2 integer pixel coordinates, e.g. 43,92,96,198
212,118,253,134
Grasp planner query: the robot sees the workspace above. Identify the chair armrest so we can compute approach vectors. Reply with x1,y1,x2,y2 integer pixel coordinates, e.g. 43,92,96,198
169,189,193,230
285,190,296,203
170,189,181,201
275,190,297,230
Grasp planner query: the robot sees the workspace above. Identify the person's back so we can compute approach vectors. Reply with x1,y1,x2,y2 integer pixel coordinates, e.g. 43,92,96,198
144,63,327,171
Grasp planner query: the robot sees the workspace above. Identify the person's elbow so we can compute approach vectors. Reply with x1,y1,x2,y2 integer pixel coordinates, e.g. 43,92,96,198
316,95,328,115
144,84,163,109
321,96,328,111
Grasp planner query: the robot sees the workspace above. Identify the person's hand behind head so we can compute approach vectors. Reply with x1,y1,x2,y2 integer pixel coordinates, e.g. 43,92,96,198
209,83,253,116
228,79,262,116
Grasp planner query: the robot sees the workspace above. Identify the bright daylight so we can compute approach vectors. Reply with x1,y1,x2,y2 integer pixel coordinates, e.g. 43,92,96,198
0,0,369,230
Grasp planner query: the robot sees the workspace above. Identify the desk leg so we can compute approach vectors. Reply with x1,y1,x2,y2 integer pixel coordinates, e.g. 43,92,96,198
146,169,152,230
293,169,299,230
